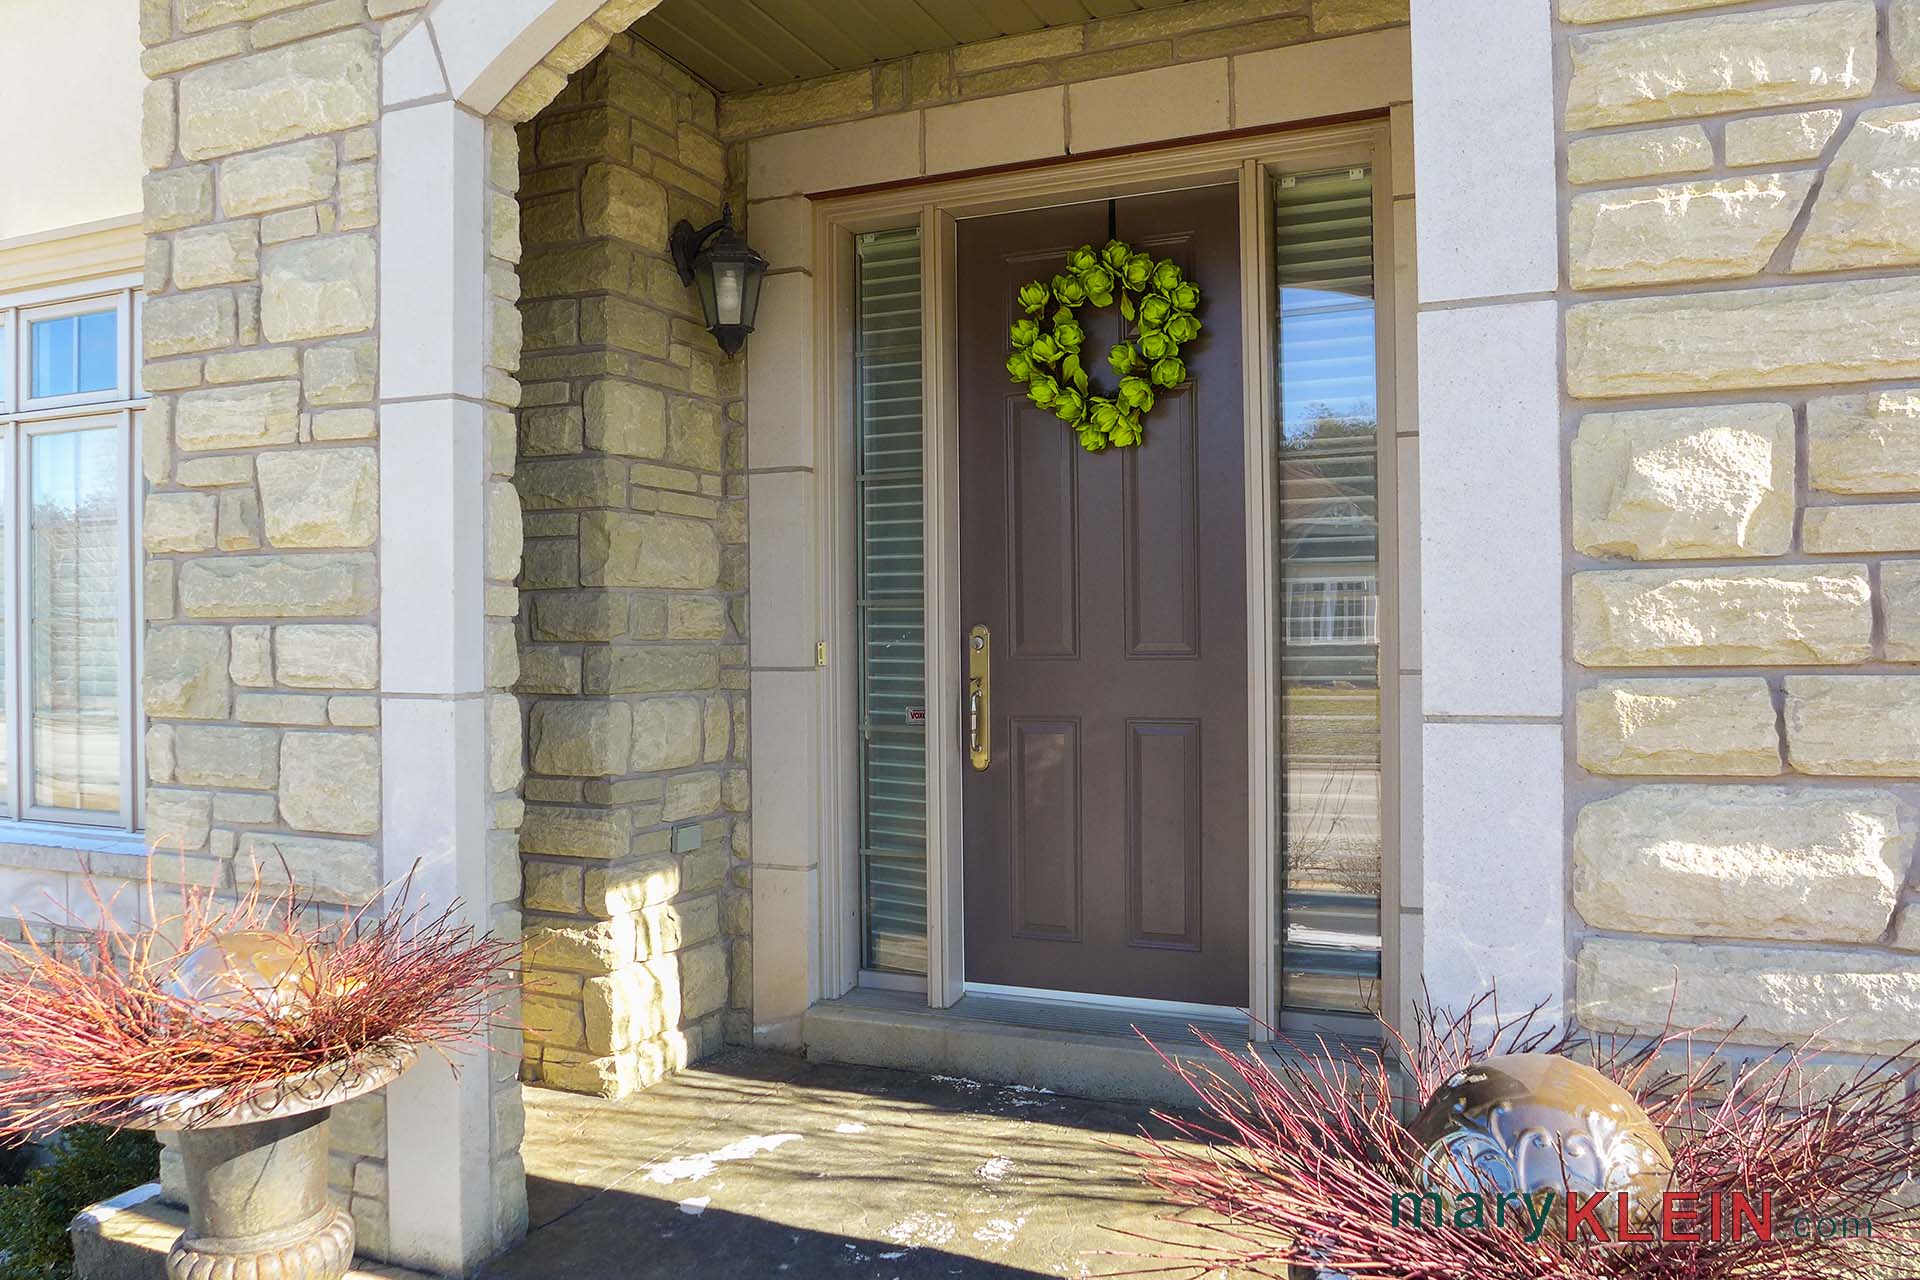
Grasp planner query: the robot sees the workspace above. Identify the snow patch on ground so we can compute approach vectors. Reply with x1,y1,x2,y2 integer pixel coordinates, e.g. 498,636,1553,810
882,1211,958,1247
974,1216,1026,1244
975,1155,1012,1181
676,1196,709,1216
644,1133,803,1185
834,1121,867,1134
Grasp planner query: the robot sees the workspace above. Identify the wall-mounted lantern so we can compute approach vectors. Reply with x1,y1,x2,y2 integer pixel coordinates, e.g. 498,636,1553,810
669,204,769,358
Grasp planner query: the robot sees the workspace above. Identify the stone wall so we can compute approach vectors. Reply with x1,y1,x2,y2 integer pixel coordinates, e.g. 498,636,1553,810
512,37,750,1100
136,0,539,1260
1560,0,1920,1055
712,0,1408,142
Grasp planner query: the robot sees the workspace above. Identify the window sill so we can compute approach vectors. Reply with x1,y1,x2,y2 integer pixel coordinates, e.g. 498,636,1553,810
0,821,148,877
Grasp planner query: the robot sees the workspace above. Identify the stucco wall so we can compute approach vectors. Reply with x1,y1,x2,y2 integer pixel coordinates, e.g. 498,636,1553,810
1556,0,1920,1056
0,0,144,239
512,37,750,1099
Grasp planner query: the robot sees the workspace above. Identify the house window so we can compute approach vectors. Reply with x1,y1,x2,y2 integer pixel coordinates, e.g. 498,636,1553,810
853,228,928,975
0,284,144,830
1274,166,1384,1024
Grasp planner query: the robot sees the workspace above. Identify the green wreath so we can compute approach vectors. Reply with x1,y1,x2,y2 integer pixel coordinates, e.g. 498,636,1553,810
1005,240,1202,452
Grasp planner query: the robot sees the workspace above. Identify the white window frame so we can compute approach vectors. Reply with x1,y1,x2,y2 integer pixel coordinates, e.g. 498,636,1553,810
16,290,134,411
0,277,145,836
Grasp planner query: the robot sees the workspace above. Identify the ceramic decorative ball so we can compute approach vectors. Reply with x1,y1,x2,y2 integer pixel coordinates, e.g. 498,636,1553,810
164,930,328,1022
1408,1052,1672,1224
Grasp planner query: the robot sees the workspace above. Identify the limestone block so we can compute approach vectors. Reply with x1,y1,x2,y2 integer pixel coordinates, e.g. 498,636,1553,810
580,512,720,588
516,459,628,510
522,995,587,1050
302,338,376,405
521,805,630,859
530,701,631,777
261,235,376,342
175,456,253,488
146,789,214,853
240,832,381,904
679,941,728,1020
524,918,635,975
583,968,670,1053
144,167,214,231
144,492,218,553
218,489,262,551
220,139,337,215
1566,125,1711,185
592,647,719,695
703,695,729,764
144,289,235,357
521,406,582,457
488,482,523,582
275,625,377,689
1577,938,1920,1055
1898,0,1920,90
1724,108,1843,166
175,381,299,451
1794,106,1920,272
144,81,176,171
231,626,272,687
1895,906,1920,951
173,725,279,790
257,447,377,547
1885,561,1920,660
583,381,666,458
178,554,376,618
666,398,725,471
581,165,668,244
1575,678,1779,775
171,222,260,289
1567,279,1920,397
1785,675,1920,775
663,772,721,821
489,694,524,793
1572,404,1792,558
1802,503,1920,553
1574,785,1908,942
1808,389,1920,493
667,598,727,641
279,731,379,835
1564,2,1876,131
1572,566,1872,666
1568,173,1814,289
177,30,376,160
144,626,231,720
631,697,703,773
521,862,582,915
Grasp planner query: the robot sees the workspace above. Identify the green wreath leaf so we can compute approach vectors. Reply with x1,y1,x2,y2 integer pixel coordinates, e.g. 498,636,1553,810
1005,241,1202,453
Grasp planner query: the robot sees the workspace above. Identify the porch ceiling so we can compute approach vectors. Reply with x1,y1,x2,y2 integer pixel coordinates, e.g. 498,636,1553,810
632,0,1195,93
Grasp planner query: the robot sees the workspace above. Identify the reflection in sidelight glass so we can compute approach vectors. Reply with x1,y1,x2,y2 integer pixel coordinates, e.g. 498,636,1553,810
1273,167,1383,1021
30,310,117,400
854,228,928,974
30,427,121,814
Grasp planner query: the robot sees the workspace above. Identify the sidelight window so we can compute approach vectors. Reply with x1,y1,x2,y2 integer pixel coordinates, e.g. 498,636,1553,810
1273,166,1385,1023
853,228,928,975
0,283,144,830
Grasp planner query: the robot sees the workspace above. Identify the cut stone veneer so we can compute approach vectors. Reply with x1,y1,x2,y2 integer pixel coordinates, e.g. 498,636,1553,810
1785,675,1920,774
1559,0,1920,1055
1574,678,1780,775
511,40,748,1101
1573,785,1911,942
1571,404,1793,559
1577,939,1920,1055
1809,389,1920,493
1571,566,1873,666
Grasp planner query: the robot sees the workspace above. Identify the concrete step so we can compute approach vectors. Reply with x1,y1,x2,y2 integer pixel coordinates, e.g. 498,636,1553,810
70,1183,432,1280
800,988,1257,1108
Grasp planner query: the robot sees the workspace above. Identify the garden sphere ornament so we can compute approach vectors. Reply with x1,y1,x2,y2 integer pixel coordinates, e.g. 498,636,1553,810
1408,1051,1673,1234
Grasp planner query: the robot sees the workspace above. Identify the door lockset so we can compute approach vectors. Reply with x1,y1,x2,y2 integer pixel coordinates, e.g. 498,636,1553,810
967,624,990,771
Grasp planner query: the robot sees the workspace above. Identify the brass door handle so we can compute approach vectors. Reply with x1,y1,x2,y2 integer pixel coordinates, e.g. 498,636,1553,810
967,624,990,771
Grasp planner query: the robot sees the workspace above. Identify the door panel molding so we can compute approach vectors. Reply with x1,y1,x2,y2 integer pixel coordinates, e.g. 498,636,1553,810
1008,715,1084,943
1125,717,1203,950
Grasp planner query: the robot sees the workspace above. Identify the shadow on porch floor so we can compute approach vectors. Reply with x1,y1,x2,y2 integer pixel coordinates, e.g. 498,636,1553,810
482,1048,1241,1279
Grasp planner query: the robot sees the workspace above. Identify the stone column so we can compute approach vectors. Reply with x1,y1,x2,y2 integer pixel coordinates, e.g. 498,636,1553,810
510,37,750,1098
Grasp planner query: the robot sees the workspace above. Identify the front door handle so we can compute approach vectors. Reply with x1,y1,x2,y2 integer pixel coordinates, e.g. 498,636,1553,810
967,624,990,771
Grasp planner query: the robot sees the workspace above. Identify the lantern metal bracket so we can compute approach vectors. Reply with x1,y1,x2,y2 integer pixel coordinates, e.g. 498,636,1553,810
670,206,736,287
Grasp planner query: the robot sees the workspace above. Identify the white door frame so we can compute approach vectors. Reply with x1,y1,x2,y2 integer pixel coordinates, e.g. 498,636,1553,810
811,119,1402,1042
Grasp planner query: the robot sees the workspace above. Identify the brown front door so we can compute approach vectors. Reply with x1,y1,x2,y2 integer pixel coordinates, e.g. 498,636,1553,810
958,186,1249,1007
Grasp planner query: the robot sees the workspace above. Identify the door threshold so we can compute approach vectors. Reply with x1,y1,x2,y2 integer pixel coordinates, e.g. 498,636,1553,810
802,987,1254,1108
962,981,1246,1024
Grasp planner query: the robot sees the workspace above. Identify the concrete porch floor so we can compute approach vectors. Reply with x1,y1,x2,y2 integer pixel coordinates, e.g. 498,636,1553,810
483,1049,1239,1279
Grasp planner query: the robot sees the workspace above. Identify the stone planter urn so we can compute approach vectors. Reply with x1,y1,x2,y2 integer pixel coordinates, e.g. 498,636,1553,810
135,1041,417,1280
